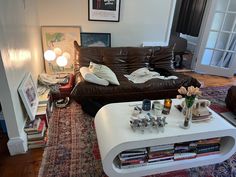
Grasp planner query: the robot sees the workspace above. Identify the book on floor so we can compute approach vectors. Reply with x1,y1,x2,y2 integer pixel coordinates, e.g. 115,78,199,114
24,118,41,133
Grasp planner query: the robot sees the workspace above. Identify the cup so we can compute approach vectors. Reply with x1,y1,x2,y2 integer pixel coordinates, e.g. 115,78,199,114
152,101,163,116
142,99,151,111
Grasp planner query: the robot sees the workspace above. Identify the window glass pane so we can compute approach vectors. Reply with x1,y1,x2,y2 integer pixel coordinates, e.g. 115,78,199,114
210,51,224,66
221,52,235,68
213,51,235,68
201,49,213,65
227,34,236,52
216,0,229,11
211,13,224,31
215,32,231,50
206,32,218,48
222,13,236,32
228,0,236,12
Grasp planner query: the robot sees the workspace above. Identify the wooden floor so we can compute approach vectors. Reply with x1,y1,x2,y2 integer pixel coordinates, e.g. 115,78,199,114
0,72,236,177
184,72,236,87
0,128,43,177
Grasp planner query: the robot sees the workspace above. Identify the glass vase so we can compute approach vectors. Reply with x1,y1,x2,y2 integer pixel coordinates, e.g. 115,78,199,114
182,106,193,129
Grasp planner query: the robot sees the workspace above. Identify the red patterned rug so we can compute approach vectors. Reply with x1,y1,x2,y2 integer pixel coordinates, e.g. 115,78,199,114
39,86,236,177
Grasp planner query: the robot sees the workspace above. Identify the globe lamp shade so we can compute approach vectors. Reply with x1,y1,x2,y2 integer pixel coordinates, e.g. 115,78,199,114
56,56,68,67
44,50,56,61
62,52,71,60
54,47,62,56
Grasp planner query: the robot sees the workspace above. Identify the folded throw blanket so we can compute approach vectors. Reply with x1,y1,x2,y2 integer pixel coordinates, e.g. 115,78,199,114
124,68,178,84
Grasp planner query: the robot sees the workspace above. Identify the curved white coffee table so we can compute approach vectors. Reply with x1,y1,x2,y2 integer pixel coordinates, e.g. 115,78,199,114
95,99,236,177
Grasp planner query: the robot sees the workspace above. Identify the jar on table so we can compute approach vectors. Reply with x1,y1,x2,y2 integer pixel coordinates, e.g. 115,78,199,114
162,99,172,115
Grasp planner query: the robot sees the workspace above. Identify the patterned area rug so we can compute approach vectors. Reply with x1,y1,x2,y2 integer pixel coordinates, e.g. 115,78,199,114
200,86,230,114
39,86,236,177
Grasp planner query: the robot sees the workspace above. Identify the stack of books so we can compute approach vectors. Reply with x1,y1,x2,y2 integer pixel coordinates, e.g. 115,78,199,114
147,144,174,164
192,112,212,122
37,89,52,126
117,148,147,169
24,118,47,149
115,138,222,169
174,142,197,160
196,138,221,157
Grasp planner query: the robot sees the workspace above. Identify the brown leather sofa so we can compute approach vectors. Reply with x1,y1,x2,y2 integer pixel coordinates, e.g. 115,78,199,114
71,41,200,115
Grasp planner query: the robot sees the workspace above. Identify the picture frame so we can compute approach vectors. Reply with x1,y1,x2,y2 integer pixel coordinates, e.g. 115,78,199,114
41,26,81,74
88,0,121,22
18,73,38,121
80,32,111,47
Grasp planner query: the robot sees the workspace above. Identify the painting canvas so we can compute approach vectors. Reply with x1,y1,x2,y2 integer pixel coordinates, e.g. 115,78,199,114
89,0,121,22
18,73,38,121
41,26,81,74
81,33,111,47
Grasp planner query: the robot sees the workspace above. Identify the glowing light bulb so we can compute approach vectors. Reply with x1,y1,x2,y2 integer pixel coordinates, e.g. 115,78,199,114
44,50,56,61
62,52,71,60
56,56,68,67
54,47,62,56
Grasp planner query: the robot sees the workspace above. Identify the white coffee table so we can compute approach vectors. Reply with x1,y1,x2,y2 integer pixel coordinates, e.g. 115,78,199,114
94,99,236,177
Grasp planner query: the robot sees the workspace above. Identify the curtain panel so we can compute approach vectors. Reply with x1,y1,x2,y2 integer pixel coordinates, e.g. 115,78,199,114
176,0,207,37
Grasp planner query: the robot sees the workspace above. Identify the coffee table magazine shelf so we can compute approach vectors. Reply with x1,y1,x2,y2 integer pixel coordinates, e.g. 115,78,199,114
94,99,236,177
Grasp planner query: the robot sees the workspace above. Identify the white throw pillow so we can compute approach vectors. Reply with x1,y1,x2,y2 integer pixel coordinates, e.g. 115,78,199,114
89,62,120,85
80,67,109,86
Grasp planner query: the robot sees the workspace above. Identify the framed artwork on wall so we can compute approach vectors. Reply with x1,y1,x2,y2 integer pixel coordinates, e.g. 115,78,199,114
88,0,121,22
81,32,111,47
18,73,38,121
41,26,81,74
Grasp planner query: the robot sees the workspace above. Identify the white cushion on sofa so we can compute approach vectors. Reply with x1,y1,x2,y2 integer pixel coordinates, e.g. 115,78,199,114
80,67,109,86
89,62,120,85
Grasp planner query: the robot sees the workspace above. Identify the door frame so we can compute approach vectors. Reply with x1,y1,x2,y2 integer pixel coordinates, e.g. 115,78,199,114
192,0,214,71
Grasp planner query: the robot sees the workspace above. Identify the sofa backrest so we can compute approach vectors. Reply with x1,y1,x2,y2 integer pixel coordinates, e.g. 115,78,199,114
74,41,174,75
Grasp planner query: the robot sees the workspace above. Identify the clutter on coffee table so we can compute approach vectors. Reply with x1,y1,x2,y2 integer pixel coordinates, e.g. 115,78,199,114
129,99,168,133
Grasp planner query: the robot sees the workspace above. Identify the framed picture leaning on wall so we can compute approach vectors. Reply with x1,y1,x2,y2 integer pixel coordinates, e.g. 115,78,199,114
88,0,121,22
18,73,38,121
41,26,81,74
81,32,111,47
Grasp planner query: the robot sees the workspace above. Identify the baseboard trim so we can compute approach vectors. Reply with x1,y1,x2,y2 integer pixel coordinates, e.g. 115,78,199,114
7,131,28,156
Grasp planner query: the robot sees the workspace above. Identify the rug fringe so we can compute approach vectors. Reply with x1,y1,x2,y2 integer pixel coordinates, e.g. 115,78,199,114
38,145,49,177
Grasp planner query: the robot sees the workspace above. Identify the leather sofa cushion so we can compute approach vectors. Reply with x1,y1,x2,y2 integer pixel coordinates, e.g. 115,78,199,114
150,46,174,71
74,41,174,75
102,47,129,74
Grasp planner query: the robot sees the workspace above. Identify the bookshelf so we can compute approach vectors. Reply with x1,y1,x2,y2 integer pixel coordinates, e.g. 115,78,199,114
95,99,236,177
115,138,221,169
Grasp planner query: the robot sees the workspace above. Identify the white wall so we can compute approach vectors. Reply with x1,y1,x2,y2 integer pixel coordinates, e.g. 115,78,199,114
38,0,176,47
0,0,44,155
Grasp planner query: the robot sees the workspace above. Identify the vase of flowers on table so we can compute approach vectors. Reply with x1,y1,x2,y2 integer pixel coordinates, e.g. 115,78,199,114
177,86,201,129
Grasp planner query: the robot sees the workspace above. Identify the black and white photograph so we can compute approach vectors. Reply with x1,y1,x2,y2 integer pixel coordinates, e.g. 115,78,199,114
89,0,121,22
92,0,116,11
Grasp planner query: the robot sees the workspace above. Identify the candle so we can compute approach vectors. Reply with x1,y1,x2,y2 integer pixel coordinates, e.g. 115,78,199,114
162,99,172,114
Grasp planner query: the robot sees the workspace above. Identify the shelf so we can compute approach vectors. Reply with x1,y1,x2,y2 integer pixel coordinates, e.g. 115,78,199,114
113,136,232,171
